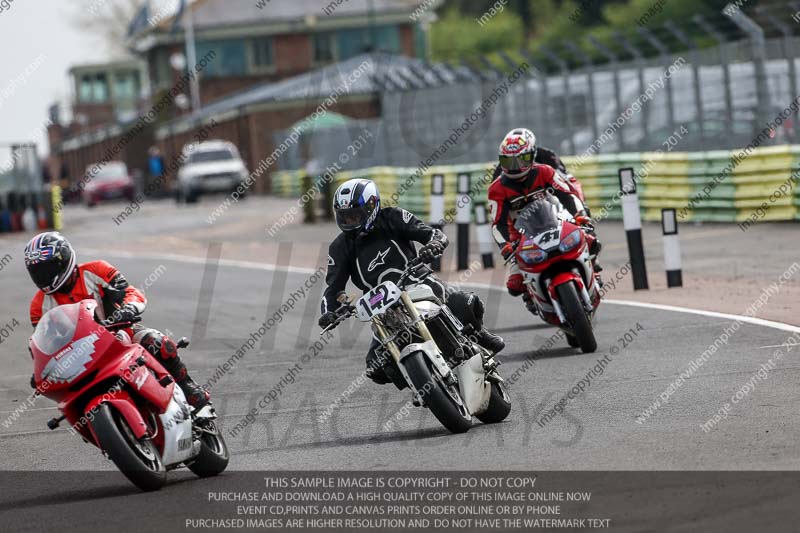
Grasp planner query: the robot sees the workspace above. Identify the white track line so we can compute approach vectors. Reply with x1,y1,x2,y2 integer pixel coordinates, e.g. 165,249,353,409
603,299,800,334
93,249,800,335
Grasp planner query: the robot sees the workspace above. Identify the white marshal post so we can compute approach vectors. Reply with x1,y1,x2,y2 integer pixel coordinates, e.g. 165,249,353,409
429,173,445,272
619,167,649,290
661,208,683,287
456,172,471,271
474,203,495,269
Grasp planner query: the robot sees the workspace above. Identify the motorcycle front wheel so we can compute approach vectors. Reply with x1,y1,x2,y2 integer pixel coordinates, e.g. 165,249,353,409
90,403,166,491
403,352,472,434
556,282,597,353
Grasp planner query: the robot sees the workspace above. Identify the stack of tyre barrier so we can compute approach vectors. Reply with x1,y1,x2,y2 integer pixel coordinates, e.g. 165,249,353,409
0,187,62,234
270,146,800,224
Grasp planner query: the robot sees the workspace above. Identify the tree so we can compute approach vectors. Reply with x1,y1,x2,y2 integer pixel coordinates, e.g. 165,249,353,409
69,0,148,57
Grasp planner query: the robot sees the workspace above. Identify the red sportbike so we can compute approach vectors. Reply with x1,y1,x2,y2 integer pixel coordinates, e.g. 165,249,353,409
30,300,228,491
513,193,601,353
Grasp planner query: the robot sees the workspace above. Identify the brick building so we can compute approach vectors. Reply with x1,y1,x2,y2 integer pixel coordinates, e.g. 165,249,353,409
47,0,438,197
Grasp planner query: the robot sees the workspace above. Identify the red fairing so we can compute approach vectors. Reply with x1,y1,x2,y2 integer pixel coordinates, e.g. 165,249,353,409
84,390,149,440
515,220,585,275
29,299,173,447
549,271,584,299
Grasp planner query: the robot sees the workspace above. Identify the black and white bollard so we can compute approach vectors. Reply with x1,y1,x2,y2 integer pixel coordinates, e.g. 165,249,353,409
429,173,445,272
661,208,683,288
619,167,649,291
474,203,495,269
456,173,471,271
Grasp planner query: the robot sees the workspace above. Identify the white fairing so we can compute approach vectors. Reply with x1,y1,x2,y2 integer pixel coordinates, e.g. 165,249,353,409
413,300,442,319
356,281,402,322
407,284,436,302
454,354,491,415
399,340,453,387
159,385,198,466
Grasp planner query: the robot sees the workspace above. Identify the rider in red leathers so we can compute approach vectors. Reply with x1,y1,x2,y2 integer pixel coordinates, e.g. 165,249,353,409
25,232,210,409
487,129,602,313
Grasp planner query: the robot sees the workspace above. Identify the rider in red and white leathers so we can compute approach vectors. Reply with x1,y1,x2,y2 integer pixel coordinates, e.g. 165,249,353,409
26,232,210,408
487,129,601,307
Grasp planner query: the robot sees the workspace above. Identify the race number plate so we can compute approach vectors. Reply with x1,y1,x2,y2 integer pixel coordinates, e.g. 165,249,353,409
356,281,403,322
533,227,561,250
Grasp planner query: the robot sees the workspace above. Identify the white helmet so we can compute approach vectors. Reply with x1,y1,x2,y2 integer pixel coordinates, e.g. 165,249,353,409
499,128,537,179
333,178,380,234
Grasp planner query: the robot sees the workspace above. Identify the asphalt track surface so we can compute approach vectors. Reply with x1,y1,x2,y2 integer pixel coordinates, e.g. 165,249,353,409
0,198,798,532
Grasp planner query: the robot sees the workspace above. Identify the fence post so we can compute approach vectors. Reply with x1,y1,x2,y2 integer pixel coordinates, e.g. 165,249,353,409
725,4,770,136
661,208,683,288
456,173,471,271
474,203,495,269
429,173,445,272
619,167,649,290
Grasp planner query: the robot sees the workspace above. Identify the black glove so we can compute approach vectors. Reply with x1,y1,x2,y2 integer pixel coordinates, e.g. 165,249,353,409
418,240,445,263
319,311,337,329
103,304,140,328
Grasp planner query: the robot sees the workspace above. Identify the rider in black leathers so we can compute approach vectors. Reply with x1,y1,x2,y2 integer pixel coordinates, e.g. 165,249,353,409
318,178,505,387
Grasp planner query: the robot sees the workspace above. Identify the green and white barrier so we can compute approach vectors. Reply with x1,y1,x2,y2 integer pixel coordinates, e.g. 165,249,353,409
271,145,800,223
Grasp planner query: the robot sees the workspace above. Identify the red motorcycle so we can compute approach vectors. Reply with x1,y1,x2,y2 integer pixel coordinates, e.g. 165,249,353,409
513,192,601,353
30,300,228,491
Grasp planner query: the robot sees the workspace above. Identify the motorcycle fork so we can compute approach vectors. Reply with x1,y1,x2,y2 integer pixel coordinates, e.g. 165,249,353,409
400,292,435,343
372,319,402,364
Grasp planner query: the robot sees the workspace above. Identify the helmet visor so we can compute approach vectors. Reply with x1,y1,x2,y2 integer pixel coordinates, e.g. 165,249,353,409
28,261,64,292
335,206,369,232
499,152,534,173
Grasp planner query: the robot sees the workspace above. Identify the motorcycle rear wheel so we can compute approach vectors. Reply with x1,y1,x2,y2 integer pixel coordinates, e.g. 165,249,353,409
476,380,511,424
90,403,166,491
403,352,472,434
556,282,597,353
187,419,230,477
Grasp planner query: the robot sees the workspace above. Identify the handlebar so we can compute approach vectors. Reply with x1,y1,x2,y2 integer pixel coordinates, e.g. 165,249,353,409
319,256,436,336
320,303,356,335
100,315,142,332
397,256,433,289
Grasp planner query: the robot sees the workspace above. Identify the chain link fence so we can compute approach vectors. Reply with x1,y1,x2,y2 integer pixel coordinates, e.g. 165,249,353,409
273,33,800,173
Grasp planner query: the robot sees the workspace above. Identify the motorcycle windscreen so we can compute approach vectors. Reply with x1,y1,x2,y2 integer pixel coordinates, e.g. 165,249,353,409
514,197,561,236
31,304,80,356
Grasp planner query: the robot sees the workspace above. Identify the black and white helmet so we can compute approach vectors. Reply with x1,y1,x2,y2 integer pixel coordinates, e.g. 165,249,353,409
333,178,380,234
24,232,77,294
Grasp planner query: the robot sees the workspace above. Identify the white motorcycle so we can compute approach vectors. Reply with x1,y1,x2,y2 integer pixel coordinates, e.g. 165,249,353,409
322,257,511,434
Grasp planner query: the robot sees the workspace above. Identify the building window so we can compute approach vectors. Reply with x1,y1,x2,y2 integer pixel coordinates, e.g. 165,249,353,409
79,75,94,103
312,33,336,65
249,37,274,73
336,25,400,60
113,71,140,101
93,74,109,102
197,40,248,77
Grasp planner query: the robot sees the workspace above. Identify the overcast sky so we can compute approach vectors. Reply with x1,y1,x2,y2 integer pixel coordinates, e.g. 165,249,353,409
0,1,108,157
0,0,183,160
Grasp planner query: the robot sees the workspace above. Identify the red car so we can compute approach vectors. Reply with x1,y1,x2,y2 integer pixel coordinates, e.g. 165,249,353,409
83,161,135,207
